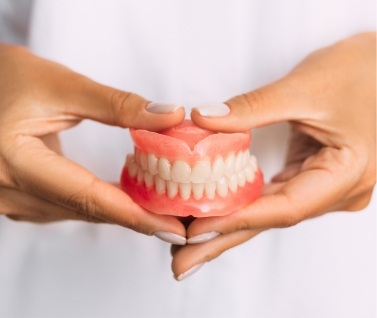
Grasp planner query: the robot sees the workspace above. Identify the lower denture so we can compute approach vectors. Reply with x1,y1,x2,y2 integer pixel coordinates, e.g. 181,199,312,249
121,120,263,217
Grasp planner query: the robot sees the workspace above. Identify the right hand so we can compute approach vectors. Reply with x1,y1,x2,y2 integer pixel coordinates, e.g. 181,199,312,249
0,43,186,243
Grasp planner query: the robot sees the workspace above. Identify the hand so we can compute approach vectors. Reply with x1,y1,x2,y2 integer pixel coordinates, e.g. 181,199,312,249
171,32,376,280
0,43,187,243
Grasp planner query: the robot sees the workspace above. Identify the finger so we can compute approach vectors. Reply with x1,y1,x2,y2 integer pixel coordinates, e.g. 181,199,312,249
1,188,105,223
5,136,187,238
172,230,261,280
190,77,306,132
186,147,363,238
13,46,185,131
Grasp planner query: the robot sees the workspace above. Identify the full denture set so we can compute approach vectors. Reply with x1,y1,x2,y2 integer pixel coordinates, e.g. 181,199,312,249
121,120,263,217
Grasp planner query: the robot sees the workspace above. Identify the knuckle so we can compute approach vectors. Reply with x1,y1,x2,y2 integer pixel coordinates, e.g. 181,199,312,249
276,210,303,228
109,90,140,127
65,180,104,220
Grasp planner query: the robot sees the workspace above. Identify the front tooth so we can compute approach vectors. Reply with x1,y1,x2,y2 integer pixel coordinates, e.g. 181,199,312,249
192,183,204,200
167,180,178,199
237,171,246,187
242,150,250,168
212,156,225,181
235,151,243,172
158,158,171,180
144,171,154,188
224,153,235,177
155,175,166,194
140,152,148,171
216,177,229,197
171,160,191,183
205,181,216,200
179,183,191,200
229,174,238,193
137,169,144,183
191,160,211,183
128,161,139,178
245,165,255,182
147,153,158,175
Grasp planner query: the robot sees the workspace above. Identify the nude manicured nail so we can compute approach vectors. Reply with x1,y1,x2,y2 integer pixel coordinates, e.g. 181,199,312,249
176,263,205,281
187,231,220,244
146,102,183,114
193,103,230,117
153,231,186,245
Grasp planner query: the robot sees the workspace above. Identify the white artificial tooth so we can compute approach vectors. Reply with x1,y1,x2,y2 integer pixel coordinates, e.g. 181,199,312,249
235,151,243,172
245,166,255,182
205,181,216,200
140,152,148,171
147,153,158,175
229,173,238,193
237,171,246,187
128,161,139,178
155,175,166,194
158,158,171,180
216,177,229,197
137,169,144,183
212,156,225,181
171,160,191,183
224,153,235,177
191,160,211,183
167,180,178,199
242,150,250,169
134,149,141,165
192,183,205,200
179,183,191,200
125,154,133,167
250,155,258,170
144,171,154,188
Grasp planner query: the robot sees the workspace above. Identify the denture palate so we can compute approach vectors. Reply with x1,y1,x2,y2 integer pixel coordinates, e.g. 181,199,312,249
125,148,258,201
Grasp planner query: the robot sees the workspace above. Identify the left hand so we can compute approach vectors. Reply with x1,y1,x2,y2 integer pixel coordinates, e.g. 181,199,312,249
171,32,376,280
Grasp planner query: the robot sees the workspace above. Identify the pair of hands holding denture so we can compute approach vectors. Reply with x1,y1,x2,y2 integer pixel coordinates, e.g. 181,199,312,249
0,33,375,280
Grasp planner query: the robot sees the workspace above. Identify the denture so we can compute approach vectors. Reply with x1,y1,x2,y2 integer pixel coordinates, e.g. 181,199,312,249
121,120,263,217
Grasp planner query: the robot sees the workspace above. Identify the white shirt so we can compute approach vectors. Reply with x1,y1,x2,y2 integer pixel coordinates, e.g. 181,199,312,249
0,1,375,317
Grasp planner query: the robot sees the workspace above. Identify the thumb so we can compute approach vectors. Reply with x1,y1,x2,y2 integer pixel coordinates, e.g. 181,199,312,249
61,75,185,131
191,78,303,132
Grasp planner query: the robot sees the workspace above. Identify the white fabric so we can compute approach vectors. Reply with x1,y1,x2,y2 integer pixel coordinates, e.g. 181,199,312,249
0,1,375,317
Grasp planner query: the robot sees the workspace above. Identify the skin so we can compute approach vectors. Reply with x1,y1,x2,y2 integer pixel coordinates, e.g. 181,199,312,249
0,43,186,238
172,32,376,279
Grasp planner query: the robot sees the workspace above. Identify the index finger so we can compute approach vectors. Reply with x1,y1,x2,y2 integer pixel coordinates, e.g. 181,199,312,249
5,135,186,237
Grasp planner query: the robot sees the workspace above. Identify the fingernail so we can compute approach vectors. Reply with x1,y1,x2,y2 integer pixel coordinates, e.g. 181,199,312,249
153,231,186,245
187,231,220,244
176,263,205,281
193,103,230,117
146,102,183,114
